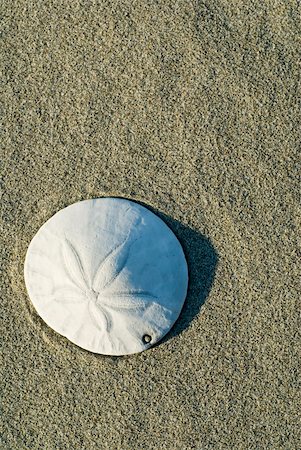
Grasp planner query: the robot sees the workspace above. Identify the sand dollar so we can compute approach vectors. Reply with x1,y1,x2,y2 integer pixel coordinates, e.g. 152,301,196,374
24,198,188,355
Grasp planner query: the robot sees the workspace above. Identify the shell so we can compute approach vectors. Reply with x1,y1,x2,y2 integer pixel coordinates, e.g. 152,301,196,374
24,198,188,355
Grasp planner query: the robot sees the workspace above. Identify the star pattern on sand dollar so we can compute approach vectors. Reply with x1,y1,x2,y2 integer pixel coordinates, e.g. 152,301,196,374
51,228,158,335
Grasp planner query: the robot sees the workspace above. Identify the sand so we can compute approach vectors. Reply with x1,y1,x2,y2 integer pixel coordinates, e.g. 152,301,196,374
1,1,300,449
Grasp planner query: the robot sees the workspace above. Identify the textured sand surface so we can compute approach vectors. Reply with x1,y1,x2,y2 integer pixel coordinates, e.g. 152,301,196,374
1,1,300,449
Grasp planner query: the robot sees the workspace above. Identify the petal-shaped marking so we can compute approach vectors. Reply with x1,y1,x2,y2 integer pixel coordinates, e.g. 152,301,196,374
92,210,142,292
62,239,88,291
88,301,112,333
100,292,157,310
92,239,134,292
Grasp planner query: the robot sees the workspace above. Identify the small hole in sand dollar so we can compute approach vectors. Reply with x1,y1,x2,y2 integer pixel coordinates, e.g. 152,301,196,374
142,334,152,344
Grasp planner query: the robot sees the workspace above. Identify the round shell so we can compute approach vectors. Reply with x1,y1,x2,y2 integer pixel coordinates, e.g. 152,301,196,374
24,198,188,355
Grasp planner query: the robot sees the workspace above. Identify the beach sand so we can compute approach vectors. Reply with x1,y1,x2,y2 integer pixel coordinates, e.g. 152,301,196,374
1,1,300,448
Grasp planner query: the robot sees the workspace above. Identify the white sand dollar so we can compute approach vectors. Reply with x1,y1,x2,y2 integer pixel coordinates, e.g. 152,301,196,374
24,198,188,355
